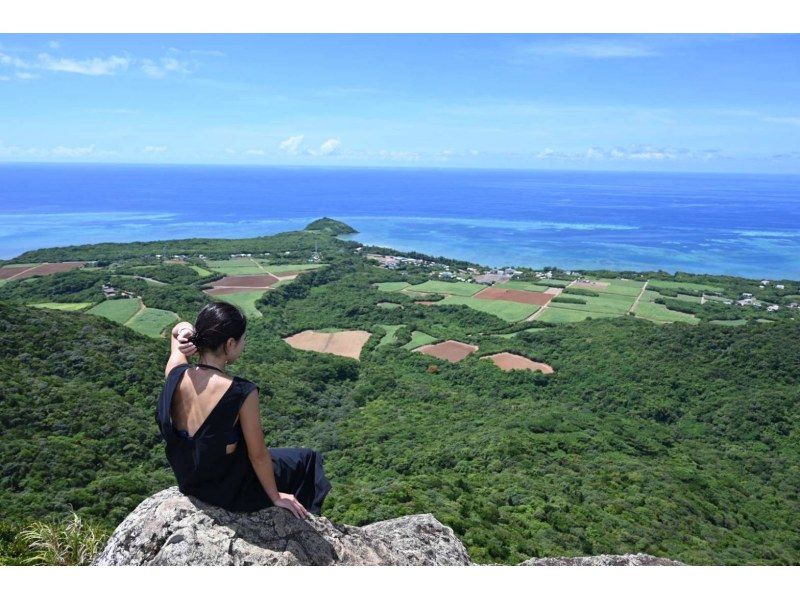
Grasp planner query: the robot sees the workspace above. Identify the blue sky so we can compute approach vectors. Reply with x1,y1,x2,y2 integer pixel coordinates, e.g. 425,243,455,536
0,34,798,173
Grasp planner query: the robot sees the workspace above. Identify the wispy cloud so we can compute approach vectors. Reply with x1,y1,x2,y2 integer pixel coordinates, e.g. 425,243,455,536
143,145,167,154
243,149,266,156
536,145,725,162
141,56,192,79
278,135,305,155
761,116,800,126
520,40,658,59
308,138,341,156
36,53,130,76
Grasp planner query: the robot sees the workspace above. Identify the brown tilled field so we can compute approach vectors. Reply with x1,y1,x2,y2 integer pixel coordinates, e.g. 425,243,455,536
481,352,554,373
474,287,554,306
413,340,479,363
283,330,372,360
0,262,86,280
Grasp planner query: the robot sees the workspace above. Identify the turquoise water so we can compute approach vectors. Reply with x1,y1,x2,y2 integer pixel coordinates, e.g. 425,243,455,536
1,164,798,279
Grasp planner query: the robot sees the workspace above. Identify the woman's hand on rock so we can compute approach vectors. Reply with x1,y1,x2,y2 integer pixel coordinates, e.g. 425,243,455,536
274,492,309,519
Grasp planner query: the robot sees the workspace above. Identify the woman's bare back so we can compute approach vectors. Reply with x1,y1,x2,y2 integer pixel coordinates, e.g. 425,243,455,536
171,368,239,453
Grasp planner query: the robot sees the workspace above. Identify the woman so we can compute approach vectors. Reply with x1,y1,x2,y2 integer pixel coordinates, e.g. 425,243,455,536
157,301,332,519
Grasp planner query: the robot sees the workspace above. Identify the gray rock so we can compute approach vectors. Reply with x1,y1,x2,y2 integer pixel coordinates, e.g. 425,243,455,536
93,487,472,566
519,553,683,566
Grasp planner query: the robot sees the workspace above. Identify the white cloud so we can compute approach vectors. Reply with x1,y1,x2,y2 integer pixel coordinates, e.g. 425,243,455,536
36,53,129,76
762,116,800,126
311,138,341,156
244,149,266,156
16,72,38,80
279,135,305,155
522,40,657,59
52,144,96,157
141,56,192,79
143,145,167,154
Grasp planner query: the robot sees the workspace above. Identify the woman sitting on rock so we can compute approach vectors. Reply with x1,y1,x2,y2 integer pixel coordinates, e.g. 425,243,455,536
157,301,331,519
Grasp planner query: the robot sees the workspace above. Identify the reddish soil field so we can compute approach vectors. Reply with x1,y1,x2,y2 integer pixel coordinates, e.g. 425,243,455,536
0,262,85,280
283,330,372,360
210,274,279,288
413,340,478,363
474,287,554,306
573,281,609,290
481,352,554,373
544,287,563,295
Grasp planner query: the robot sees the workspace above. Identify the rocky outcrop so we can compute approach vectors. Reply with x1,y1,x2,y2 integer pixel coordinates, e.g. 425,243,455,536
519,554,682,566
93,487,682,566
93,487,471,565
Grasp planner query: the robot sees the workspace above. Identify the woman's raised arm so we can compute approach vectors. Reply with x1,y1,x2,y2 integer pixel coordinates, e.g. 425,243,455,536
164,321,196,377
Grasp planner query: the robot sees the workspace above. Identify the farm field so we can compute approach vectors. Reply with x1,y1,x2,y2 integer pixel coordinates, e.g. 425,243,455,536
412,340,478,363
552,293,635,314
405,280,484,296
401,330,438,350
709,319,747,326
480,352,554,373
0,261,86,281
537,307,618,324
28,302,93,311
594,278,646,297
126,307,178,338
374,281,411,292
263,263,327,274
633,300,700,324
495,281,552,292
377,324,404,346
283,329,371,360
377,302,402,309
204,258,266,275
648,279,725,293
87,298,141,324
189,265,214,277
439,295,539,322
212,290,266,319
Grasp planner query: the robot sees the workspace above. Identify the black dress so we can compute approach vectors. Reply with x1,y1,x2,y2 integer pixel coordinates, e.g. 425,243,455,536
156,363,332,515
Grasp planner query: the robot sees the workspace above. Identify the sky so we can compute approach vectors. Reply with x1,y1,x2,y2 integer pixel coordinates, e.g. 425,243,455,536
0,34,798,173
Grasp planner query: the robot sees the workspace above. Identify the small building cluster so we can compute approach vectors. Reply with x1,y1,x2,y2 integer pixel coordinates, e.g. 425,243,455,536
102,283,134,299
366,253,441,270
474,267,521,285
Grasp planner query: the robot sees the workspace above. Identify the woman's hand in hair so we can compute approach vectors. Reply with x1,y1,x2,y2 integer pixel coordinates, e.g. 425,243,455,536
174,325,198,357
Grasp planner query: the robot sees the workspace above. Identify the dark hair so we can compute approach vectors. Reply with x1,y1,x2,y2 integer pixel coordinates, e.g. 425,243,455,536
190,302,247,355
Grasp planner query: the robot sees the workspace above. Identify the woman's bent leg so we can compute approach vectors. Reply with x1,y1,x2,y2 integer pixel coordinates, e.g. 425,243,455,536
269,447,332,515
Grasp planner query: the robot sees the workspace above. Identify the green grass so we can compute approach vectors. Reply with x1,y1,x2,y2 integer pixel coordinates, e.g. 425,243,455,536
438,295,539,322
87,298,141,324
550,293,635,315
632,301,700,325
537,307,619,324
709,319,747,326
405,280,484,296
1,263,39,268
647,279,725,293
263,263,327,274
189,265,213,277
209,290,266,319
377,302,402,309
374,281,411,292
29,302,94,312
401,331,438,350
704,295,734,303
204,259,266,275
126,308,178,338
495,281,551,292
595,279,646,297
492,328,546,338
378,324,404,346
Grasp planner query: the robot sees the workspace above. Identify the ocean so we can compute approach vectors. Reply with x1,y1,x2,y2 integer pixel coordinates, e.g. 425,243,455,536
1,163,799,279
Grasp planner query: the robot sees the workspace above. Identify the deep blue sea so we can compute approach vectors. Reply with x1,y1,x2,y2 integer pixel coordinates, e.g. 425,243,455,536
1,164,799,279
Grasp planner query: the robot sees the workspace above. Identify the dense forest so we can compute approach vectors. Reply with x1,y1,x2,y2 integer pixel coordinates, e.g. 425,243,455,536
1,221,798,565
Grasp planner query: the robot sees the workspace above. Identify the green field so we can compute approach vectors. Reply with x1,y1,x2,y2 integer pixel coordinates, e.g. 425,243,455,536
377,302,402,309
374,281,411,292
127,308,178,338
189,265,213,277
87,298,141,324
633,301,700,324
495,281,551,292
204,259,266,275
552,293,635,315
537,307,618,324
648,279,725,293
378,324,404,346
595,279,647,297
29,302,93,312
263,263,327,274
405,280,484,296
438,295,539,322
401,330,438,350
210,290,266,319
709,319,747,326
